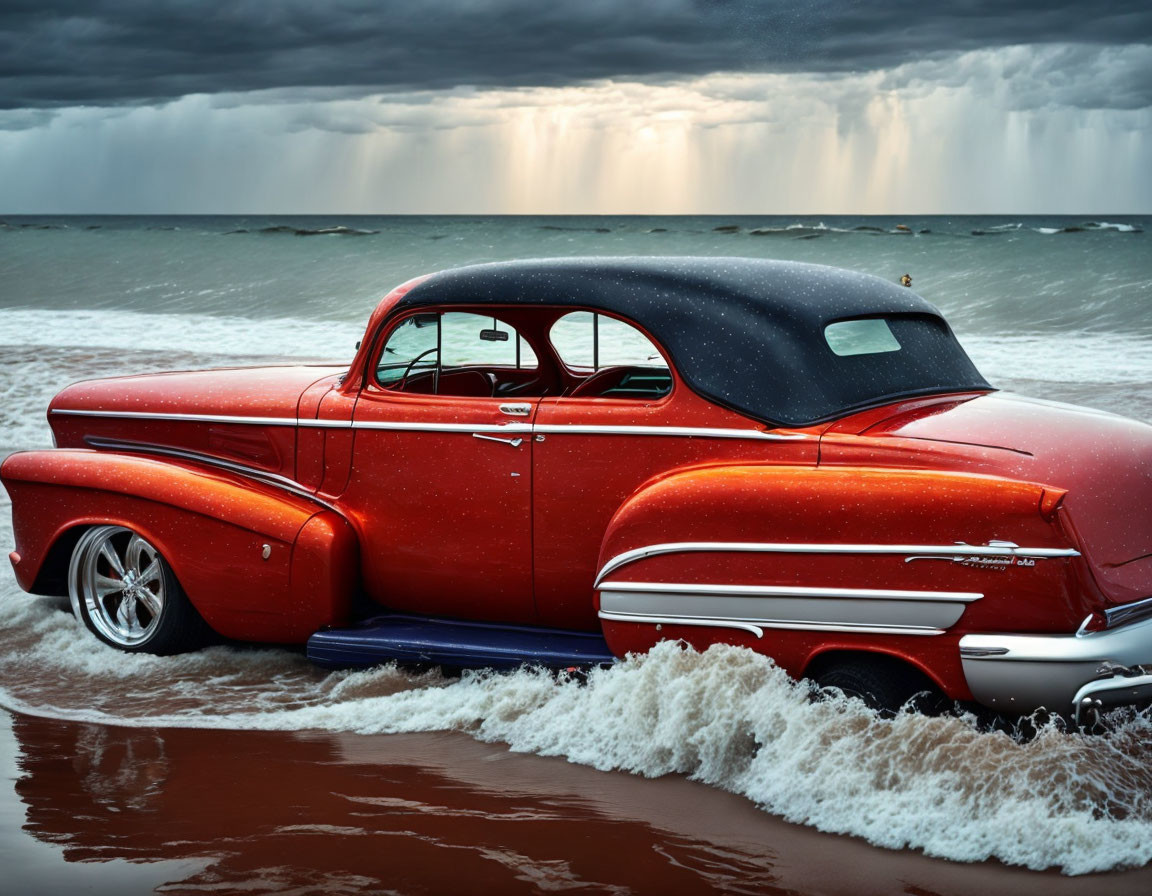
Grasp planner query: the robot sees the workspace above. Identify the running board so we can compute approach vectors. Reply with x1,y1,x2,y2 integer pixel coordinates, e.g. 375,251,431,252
307,614,617,670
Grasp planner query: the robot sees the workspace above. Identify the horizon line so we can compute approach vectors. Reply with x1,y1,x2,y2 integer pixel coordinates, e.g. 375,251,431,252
2,212,1148,218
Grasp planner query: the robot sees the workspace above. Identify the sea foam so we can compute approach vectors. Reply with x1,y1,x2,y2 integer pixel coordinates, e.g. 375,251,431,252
1,550,1152,876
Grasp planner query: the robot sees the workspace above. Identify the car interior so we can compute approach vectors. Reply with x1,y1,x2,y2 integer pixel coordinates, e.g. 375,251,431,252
373,307,673,400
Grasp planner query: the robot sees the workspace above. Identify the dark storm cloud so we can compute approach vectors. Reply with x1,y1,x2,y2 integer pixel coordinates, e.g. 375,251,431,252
1,0,1150,110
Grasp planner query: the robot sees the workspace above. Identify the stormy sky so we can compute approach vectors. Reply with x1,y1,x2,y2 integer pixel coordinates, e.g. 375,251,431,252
1,1,1149,213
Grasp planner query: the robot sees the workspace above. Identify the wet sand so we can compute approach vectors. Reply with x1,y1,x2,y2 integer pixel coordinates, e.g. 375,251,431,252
3,708,1151,895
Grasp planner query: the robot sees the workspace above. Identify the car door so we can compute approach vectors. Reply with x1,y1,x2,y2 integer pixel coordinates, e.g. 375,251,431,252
532,311,819,631
342,311,540,624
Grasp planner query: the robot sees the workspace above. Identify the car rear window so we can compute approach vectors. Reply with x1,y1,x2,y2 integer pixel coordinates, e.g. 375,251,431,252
825,318,902,357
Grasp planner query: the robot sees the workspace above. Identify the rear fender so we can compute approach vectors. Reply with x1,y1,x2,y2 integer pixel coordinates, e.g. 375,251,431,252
595,464,1083,701
2,449,357,642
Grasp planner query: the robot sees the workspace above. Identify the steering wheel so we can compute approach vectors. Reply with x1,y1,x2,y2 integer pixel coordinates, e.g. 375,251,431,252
397,347,440,392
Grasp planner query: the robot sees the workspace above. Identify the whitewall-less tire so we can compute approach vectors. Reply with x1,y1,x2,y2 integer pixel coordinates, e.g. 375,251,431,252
68,525,208,654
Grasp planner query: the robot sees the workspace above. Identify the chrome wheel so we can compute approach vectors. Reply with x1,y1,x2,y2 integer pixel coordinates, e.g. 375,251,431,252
70,525,168,648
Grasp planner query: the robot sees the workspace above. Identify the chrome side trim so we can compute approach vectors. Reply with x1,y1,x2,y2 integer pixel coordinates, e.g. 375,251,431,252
533,424,805,441
1104,594,1152,629
82,437,342,514
599,580,970,631
355,421,534,434
958,646,1009,657
599,580,983,603
598,611,765,638
56,408,307,427
53,409,789,441
595,541,1080,585
56,409,534,435
598,610,943,637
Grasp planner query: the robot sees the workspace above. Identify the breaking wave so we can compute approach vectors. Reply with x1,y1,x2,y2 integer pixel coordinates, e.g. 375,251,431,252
0,309,361,453
226,224,380,237
962,333,1152,385
0,307,360,358
702,220,1144,238
1,576,1152,876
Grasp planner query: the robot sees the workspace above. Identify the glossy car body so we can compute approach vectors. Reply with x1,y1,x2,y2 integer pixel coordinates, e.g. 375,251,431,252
3,257,1151,718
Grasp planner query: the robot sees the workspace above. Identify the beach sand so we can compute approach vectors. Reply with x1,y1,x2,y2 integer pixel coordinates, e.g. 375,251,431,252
3,708,1152,895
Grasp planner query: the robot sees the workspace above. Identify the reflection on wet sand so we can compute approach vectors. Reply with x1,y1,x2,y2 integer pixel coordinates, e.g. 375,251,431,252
13,713,787,894
10,711,1152,895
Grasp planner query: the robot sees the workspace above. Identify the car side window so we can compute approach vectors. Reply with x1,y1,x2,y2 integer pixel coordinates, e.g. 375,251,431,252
376,312,538,397
440,313,538,370
549,312,672,399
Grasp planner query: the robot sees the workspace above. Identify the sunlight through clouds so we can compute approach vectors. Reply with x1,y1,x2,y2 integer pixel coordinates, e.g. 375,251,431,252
0,45,1147,213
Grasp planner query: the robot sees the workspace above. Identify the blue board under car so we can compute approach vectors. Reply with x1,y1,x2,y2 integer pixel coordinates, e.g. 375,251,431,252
306,614,618,670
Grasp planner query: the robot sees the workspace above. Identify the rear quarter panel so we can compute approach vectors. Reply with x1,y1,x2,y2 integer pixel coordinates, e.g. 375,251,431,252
595,464,1084,699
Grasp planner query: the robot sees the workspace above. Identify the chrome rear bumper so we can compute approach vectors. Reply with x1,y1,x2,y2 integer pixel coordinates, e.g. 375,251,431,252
1072,673,1152,722
959,613,1152,717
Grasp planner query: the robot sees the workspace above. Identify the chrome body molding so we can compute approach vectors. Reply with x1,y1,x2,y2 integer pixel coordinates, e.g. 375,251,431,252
52,409,797,441
598,610,944,637
598,610,766,638
600,580,983,602
56,408,310,427
597,580,968,632
532,424,807,441
957,645,1008,657
1103,594,1152,630
959,613,1152,714
83,437,343,514
57,408,533,435
354,420,534,434
595,540,1080,585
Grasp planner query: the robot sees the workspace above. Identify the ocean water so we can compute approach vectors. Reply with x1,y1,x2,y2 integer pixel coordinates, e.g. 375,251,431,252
1,214,1150,875
1,214,1149,452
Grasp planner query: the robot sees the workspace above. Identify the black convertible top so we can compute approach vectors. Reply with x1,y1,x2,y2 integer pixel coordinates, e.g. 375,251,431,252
399,257,991,427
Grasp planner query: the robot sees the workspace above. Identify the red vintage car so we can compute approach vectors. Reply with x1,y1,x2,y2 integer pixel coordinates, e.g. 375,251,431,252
3,258,1151,719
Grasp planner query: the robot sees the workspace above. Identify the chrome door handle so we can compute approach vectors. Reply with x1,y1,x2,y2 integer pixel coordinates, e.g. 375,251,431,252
499,403,532,417
473,433,523,447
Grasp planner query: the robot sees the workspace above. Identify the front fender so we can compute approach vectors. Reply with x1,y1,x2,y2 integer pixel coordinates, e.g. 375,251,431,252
2,449,357,642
